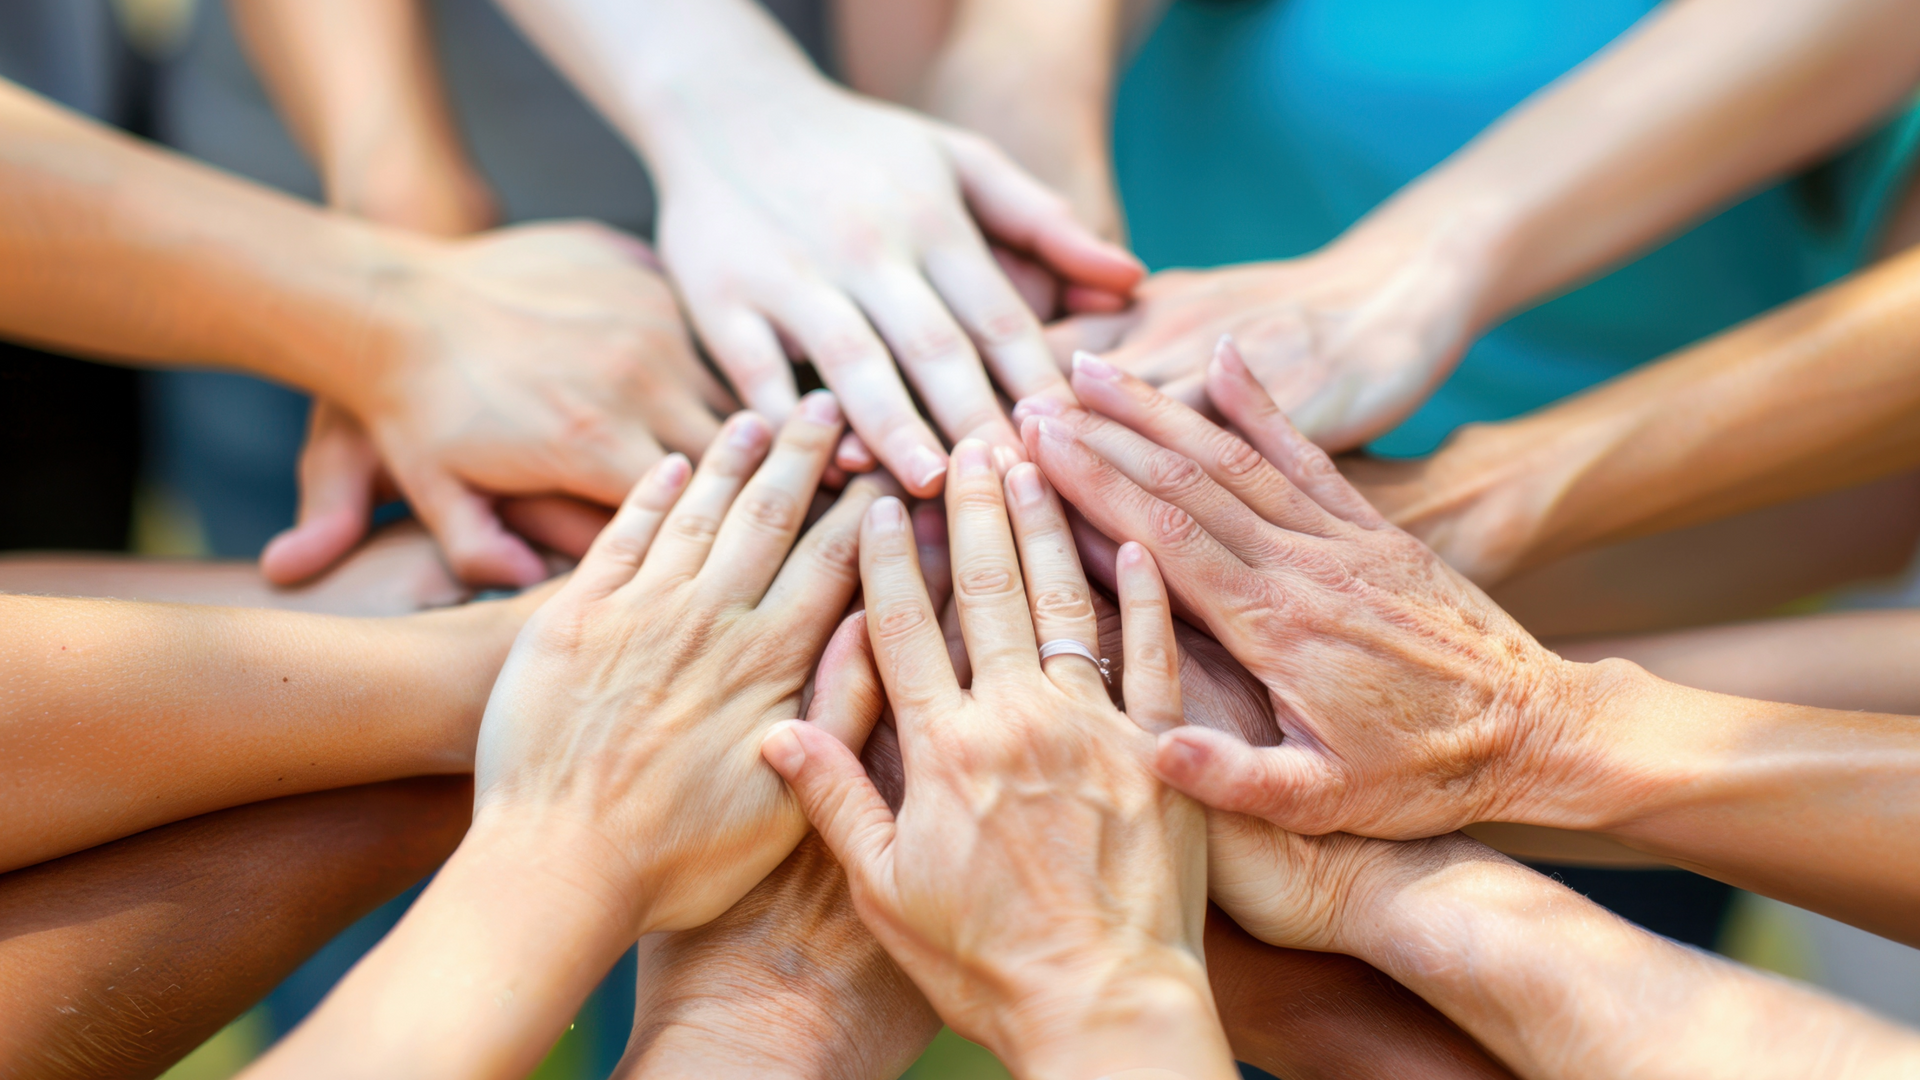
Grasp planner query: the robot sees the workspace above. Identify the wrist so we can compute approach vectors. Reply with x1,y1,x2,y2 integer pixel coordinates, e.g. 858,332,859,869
462,802,650,939
405,599,536,770
993,953,1237,1080
1517,657,1698,834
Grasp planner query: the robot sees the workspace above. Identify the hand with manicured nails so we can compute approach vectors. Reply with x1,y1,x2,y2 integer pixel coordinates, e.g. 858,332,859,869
245,394,896,1080
259,222,734,589
760,440,1239,1080
1023,338,1594,842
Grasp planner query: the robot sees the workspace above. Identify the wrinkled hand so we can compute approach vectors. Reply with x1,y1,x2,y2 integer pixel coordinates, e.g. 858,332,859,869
1026,339,1593,841
653,79,1141,496
761,441,1237,1080
1047,229,1490,452
475,395,894,933
262,221,735,588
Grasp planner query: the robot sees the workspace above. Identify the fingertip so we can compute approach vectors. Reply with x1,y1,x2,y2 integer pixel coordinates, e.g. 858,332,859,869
1155,726,1219,784
259,508,363,586
1063,285,1133,315
761,720,808,777
835,431,877,473
797,389,843,428
1010,393,1066,426
867,495,910,533
901,445,948,497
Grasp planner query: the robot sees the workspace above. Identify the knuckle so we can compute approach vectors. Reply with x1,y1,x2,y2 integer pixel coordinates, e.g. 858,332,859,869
1146,500,1205,550
666,512,721,546
809,528,860,571
1215,438,1268,481
872,600,933,643
1143,451,1208,498
973,305,1035,349
955,563,1020,600
599,532,650,564
1129,640,1177,678
893,324,972,368
809,332,883,373
1031,584,1095,623
737,489,802,533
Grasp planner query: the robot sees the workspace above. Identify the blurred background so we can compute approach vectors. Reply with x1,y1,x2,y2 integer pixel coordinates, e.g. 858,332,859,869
2,1,1915,1078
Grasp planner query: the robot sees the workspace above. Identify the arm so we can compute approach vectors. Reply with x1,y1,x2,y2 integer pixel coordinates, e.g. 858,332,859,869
0,590,525,874
0,776,470,1080
228,0,498,235
1349,243,1920,584
0,76,724,586
246,405,895,1080
1026,344,1920,945
1056,0,1920,450
493,0,1142,497
1215,826,1920,1080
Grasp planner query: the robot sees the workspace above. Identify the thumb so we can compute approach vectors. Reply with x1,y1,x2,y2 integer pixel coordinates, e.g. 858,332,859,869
806,612,887,753
396,462,547,588
1154,726,1345,835
762,719,898,896
260,402,379,585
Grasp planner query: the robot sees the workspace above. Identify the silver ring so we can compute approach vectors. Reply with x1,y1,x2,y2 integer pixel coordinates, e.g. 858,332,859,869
1038,639,1111,684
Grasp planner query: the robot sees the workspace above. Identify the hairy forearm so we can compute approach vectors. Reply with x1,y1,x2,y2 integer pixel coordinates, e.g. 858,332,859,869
0,78,426,401
1349,843,1920,1080
0,777,470,1080
1356,0,1920,331
1203,907,1514,1079
0,595,514,871
1533,660,1920,945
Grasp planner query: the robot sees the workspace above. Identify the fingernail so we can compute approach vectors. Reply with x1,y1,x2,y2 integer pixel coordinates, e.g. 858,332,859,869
798,390,841,426
1159,730,1208,772
953,440,991,479
869,495,908,531
727,413,770,450
1011,395,1065,424
991,445,1022,475
762,723,806,774
1006,462,1044,506
1035,417,1072,444
653,453,691,489
1116,539,1145,568
907,445,946,490
1072,350,1117,380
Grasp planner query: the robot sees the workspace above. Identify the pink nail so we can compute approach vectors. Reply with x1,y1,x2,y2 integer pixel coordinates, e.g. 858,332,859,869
1006,463,1044,505
907,445,946,490
798,390,841,426
869,496,908,530
1072,351,1118,380
727,413,770,450
952,440,991,478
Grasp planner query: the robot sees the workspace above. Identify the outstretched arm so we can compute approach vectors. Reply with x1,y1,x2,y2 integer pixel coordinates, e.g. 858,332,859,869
0,776,470,1080
0,590,527,873
1056,0,1920,450
1351,242,1920,585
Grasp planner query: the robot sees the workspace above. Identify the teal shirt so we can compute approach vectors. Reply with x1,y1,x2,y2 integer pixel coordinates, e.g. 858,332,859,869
1114,0,1920,455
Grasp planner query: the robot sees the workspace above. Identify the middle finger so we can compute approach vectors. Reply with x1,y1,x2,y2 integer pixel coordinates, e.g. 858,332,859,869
945,440,1042,685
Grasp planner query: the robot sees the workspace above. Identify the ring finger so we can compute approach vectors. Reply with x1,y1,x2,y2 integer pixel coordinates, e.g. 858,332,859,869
1003,462,1105,698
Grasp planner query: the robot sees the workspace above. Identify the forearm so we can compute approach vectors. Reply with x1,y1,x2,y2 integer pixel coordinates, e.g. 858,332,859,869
1348,841,1920,1080
992,956,1239,1080
247,811,639,1080
1363,245,1920,581
1554,609,1920,716
0,776,470,1080
1531,659,1920,945
1351,0,1920,331
491,0,825,192
229,0,494,233
0,77,424,399
0,595,513,871
1203,907,1513,1079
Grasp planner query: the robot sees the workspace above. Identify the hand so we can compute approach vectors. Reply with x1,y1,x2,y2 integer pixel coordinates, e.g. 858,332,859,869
650,77,1141,495
475,396,893,934
1026,340,1605,841
261,221,735,588
1047,225,1494,452
762,440,1238,1080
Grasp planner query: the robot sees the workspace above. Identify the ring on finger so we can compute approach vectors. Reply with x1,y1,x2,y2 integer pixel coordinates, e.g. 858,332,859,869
1038,639,1111,685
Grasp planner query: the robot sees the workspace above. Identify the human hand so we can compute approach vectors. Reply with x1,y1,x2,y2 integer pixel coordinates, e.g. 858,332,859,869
761,440,1238,1080
620,828,938,1080
1026,339,1609,841
260,221,735,588
1047,225,1494,452
473,394,896,935
649,76,1141,495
